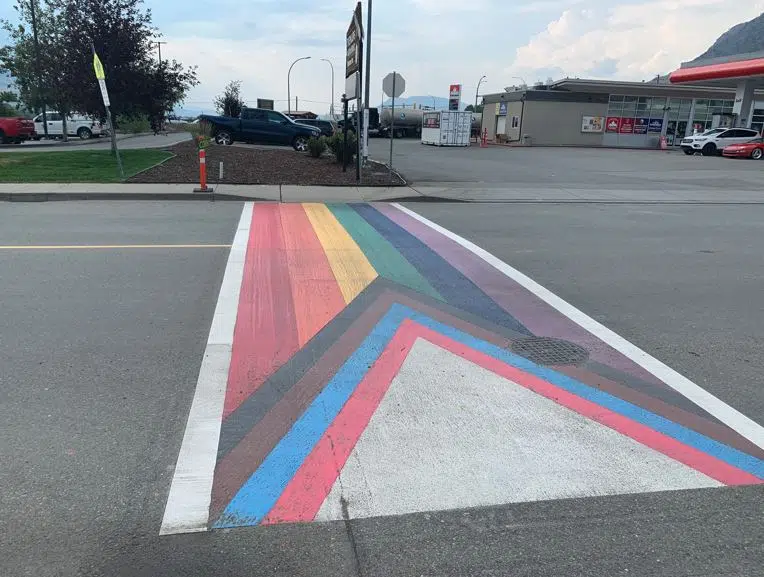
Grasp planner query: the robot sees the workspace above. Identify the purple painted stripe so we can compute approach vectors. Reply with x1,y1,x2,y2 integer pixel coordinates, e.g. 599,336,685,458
376,203,664,386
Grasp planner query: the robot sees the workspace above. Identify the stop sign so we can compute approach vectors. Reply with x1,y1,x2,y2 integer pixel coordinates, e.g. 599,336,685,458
382,72,406,98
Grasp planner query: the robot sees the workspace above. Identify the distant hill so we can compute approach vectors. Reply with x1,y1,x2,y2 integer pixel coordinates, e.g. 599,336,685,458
381,96,466,110
694,11,764,60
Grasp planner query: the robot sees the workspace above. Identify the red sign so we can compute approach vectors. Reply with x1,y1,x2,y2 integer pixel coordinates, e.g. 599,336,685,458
619,117,634,134
606,117,621,133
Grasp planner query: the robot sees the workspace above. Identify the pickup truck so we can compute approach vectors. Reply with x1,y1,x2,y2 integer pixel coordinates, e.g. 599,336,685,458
200,108,321,151
0,116,36,144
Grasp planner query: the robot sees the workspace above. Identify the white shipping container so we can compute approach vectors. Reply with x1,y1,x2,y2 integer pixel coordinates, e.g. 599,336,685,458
421,110,472,146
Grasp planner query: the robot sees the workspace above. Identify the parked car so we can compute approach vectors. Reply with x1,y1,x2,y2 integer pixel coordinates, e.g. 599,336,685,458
680,128,760,156
295,118,336,137
32,112,104,140
0,116,36,144
200,108,321,151
722,137,764,159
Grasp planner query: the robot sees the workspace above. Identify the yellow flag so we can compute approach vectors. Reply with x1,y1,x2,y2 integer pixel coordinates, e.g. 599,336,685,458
93,52,106,80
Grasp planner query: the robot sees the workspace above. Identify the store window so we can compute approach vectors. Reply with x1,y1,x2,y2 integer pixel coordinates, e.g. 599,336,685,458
751,107,764,134
692,98,733,131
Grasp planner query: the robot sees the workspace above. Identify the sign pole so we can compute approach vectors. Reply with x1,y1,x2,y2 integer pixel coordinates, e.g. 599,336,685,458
356,31,363,183
389,72,396,181
342,94,349,173
92,43,123,180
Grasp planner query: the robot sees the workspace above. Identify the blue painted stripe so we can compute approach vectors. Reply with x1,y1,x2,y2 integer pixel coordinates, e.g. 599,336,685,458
352,204,532,336
408,310,764,479
214,306,410,527
217,305,763,526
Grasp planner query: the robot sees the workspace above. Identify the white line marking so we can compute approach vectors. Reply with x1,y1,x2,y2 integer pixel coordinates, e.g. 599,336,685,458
159,202,254,535
393,202,764,450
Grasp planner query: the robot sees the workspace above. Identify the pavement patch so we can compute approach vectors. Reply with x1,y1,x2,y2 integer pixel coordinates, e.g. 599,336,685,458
162,202,764,534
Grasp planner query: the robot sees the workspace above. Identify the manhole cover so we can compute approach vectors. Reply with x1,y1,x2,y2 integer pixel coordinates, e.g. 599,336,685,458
510,337,589,366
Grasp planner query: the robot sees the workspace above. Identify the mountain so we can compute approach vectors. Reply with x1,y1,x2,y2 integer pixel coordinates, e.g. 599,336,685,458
694,11,764,61
381,96,466,110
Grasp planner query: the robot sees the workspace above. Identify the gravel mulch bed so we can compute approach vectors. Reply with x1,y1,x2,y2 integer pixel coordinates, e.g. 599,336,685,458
128,140,406,186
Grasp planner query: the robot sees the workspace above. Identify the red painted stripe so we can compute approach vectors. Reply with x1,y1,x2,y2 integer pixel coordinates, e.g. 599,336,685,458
224,204,299,419
264,320,760,522
418,326,761,487
261,324,418,524
670,58,764,83
279,204,346,347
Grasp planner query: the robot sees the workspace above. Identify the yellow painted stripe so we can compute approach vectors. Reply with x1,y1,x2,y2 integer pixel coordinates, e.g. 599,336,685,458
302,203,378,304
0,244,232,250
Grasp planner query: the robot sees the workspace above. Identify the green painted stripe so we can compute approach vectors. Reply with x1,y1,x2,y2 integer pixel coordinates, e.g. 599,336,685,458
328,204,443,301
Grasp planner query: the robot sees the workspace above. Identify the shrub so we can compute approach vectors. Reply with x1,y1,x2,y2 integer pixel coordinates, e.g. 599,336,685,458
116,115,151,134
188,120,213,149
307,136,326,158
326,132,357,164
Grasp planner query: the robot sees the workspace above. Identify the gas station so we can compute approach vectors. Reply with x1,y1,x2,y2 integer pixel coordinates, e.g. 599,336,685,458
669,51,764,130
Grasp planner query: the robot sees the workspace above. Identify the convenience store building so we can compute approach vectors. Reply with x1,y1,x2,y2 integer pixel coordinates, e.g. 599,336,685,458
481,53,764,148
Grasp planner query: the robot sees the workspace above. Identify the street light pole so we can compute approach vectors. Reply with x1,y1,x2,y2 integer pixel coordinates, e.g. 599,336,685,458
287,56,311,115
321,58,334,116
475,75,486,110
156,41,167,65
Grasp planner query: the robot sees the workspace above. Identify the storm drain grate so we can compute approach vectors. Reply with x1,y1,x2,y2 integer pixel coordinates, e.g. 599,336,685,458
510,337,590,366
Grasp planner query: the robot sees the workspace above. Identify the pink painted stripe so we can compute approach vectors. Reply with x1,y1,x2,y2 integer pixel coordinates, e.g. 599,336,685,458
263,320,759,525
224,204,300,418
261,324,418,524
376,203,665,386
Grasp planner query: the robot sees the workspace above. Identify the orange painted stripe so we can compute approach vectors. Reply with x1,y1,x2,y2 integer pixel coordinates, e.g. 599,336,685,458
224,204,299,419
279,205,346,346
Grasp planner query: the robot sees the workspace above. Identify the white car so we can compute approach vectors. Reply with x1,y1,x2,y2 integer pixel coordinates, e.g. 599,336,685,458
32,112,104,140
680,127,760,156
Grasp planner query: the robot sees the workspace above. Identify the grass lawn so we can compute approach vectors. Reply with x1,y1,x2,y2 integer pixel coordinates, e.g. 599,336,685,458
0,149,173,182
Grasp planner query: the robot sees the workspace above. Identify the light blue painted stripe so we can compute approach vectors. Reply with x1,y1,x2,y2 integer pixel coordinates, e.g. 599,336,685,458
217,304,763,527
213,306,409,527
409,310,764,479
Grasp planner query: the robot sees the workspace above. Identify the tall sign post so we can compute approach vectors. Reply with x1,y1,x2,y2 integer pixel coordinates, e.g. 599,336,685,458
449,84,462,111
92,46,124,179
345,2,363,182
382,71,405,183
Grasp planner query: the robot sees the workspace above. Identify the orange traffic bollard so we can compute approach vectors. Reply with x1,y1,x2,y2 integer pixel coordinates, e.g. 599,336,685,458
194,148,212,192
481,128,488,147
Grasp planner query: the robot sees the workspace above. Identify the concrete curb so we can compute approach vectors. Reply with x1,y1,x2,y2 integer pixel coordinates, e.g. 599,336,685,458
0,132,155,151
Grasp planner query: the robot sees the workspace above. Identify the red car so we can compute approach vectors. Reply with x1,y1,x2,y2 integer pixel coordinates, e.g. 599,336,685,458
0,116,36,144
722,137,764,159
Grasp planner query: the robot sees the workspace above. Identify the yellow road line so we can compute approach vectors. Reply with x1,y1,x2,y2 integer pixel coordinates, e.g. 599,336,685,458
0,244,232,250
302,203,378,304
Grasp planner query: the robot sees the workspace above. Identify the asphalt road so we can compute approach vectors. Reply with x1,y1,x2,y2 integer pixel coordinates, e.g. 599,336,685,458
1,201,762,577
368,138,764,192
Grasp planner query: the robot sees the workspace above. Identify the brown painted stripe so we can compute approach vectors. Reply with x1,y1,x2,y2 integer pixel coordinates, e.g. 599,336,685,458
559,365,764,460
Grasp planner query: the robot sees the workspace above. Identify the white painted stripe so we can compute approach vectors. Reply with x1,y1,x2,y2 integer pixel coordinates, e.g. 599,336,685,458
392,203,764,450
159,202,254,535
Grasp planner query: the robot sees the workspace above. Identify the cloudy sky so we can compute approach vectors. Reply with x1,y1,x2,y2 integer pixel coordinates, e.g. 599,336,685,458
2,0,764,114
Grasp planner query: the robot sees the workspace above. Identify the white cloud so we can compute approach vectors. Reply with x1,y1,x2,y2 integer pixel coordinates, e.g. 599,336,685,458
509,0,764,83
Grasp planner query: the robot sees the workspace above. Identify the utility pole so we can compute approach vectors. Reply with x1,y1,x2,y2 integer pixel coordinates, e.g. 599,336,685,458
156,41,167,65
29,0,48,137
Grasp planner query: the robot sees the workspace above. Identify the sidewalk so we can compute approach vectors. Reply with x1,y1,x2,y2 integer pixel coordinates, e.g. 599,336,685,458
0,183,426,202
1,182,762,203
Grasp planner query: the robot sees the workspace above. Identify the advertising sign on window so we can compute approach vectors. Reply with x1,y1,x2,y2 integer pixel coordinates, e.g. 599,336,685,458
633,118,648,134
581,116,604,133
647,119,663,133
606,117,621,133
619,117,635,134
423,112,440,129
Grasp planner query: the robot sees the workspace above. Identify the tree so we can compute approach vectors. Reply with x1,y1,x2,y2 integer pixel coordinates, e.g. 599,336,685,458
1,0,198,124
215,80,245,118
465,104,484,113
0,90,19,116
